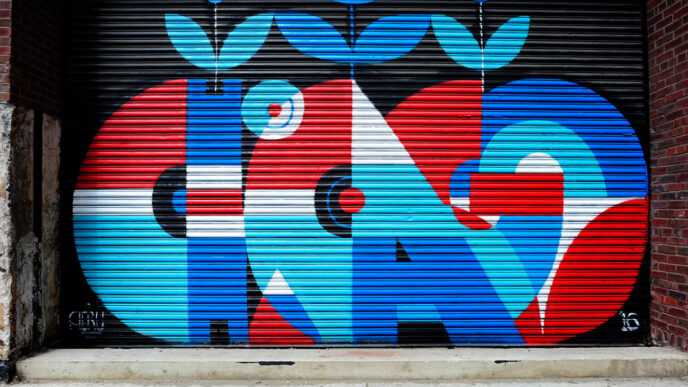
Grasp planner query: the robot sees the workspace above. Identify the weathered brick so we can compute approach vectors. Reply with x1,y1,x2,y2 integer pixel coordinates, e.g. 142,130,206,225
649,0,688,352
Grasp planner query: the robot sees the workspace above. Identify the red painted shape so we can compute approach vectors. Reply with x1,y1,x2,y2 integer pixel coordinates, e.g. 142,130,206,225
249,297,316,346
514,296,542,342
386,80,482,206
248,80,353,190
515,198,648,345
451,208,495,230
340,187,365,213
76,79,188,189
453,172,564,229
186,189,243,215
268,103,282,118
469,173,564,216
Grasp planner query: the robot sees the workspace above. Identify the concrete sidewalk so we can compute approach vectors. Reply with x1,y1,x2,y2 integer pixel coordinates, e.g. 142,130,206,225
12,378,688,386
15,347,688,383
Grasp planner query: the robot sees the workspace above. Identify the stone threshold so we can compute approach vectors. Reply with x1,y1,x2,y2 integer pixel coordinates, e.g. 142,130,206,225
15,347,688,382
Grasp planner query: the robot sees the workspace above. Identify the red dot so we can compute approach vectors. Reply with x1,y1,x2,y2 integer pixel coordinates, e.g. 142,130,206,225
268,103,282,117
339,187,365,213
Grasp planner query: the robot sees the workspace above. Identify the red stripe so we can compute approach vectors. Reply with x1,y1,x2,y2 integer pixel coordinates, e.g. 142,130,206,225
76,79,187,189
469,173,564,216
249,297,316,346
186,189,243,215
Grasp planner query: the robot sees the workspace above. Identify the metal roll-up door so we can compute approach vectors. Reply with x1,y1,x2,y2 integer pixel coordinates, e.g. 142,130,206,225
64,0,649,346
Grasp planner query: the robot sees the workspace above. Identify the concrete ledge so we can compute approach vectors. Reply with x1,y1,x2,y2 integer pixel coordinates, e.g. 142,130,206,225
15,347,688,382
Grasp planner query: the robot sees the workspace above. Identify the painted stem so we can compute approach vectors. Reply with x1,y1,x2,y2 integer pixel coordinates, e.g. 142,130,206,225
214,4,219,92
479,2,484,93
350,5,355,79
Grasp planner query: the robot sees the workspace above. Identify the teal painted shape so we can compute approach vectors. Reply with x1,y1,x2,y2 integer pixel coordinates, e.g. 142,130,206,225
352,163,534,318
217,13,274,70
483,15,530,70
242,80,299,136
165,14,216,70
479,120,607,197
74,215,189,342
431,14,482,70
244,212,353,342
166,13,273,70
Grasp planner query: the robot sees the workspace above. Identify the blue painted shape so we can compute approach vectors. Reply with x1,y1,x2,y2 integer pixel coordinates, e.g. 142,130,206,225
497,216,563,292
242,80,300,137
333,0,376,4
352,162,530,342
431,14,482,70
461,226,534,320
217,13,274,70
264,293,322,342
397,304,441,323
483,79,648,197
165,14,216,70
275,12,429,64
351,236,523,344
74,215,189,342
172,189,186,214
353,163,535,318
187,238,248,343
353,15,430,63
186,79,248,344
187,79,242,165
275,12,353,63
483,16,529,70
449,159,479,199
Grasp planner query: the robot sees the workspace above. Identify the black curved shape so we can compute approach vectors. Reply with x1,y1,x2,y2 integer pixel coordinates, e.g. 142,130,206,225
153,164,186,238
315,165,353,238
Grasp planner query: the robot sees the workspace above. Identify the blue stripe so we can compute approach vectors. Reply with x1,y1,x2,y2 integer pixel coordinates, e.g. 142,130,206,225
186,80,248,343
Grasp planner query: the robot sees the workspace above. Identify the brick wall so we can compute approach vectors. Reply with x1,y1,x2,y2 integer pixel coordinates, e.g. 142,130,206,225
647,0,688,352
9,0,62,114
0,1,9,102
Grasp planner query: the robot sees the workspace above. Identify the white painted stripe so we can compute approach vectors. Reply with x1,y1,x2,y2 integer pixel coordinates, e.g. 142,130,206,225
187,215,245,238
352,81,415,166
73,189,154,216
244,189,315,216
449,196,470,212
516,152,564,174
187,165,242,190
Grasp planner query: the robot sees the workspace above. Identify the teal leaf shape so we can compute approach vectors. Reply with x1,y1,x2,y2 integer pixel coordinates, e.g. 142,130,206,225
165,14,216,70
483,15,530,70
217,13,274,70
353,14,430,63
431,14,482,70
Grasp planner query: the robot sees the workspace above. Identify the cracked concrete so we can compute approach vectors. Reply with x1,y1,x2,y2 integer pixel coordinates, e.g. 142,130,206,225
0,103,61,362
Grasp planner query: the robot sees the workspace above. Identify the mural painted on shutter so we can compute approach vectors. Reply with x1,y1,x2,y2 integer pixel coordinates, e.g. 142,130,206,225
66,0,649,346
